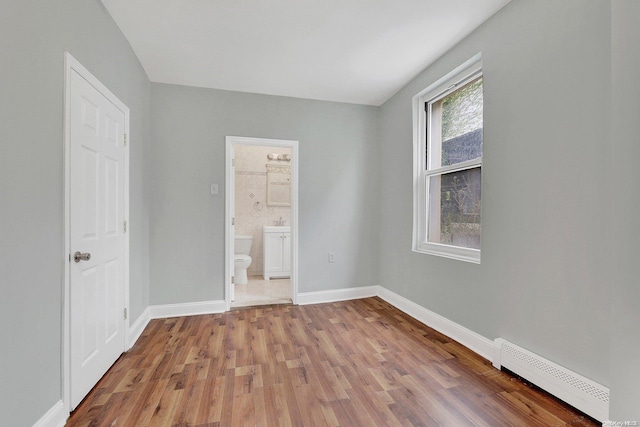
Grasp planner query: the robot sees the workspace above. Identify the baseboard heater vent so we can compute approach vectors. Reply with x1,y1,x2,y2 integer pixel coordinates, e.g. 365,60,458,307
493,338,609,422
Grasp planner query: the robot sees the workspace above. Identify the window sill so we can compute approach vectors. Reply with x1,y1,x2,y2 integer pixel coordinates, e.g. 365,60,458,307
413,242,481,264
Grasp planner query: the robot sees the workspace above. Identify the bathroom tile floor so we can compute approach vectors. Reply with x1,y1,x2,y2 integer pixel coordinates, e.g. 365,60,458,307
232,276,291,308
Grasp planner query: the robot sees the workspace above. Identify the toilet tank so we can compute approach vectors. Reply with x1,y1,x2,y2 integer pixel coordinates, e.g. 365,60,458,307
234,235,253,255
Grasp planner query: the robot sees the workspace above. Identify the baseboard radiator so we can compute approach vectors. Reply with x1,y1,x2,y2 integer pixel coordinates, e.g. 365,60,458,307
493,338,609,422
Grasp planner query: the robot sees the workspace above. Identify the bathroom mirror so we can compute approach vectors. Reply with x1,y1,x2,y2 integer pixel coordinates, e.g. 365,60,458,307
266,164,291,207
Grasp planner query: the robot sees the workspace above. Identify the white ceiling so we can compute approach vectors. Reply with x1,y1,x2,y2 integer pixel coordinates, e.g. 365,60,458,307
101,0,510,106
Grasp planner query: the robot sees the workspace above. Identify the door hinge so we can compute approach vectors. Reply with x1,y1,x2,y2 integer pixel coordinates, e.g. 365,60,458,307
124,307,128,320
232,158,235,167
123,220,127,233
231,276,235,284
123,134,128,146
232,217,235,226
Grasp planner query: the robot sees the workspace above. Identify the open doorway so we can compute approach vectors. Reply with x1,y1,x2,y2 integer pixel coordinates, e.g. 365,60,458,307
225,136,298,309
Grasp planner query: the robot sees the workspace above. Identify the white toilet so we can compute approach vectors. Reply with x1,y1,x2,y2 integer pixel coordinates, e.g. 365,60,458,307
234,235,253,285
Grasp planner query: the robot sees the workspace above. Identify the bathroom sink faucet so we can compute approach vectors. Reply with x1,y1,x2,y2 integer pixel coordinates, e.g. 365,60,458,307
275,217,285,226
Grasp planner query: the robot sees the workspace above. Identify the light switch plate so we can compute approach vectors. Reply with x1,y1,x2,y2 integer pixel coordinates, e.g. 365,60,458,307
210,184,218,195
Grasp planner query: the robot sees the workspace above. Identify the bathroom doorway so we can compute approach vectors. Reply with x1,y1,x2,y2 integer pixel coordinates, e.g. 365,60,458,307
225,136,298,309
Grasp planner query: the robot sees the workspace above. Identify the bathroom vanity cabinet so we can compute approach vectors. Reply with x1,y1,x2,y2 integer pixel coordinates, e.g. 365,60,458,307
263,226,291,280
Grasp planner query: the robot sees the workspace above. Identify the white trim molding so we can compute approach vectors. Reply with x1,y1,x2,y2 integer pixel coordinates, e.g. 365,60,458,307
128,308,151,350
377,286,495,362
297,286,378,305
32,400,66,427
149,300,227,319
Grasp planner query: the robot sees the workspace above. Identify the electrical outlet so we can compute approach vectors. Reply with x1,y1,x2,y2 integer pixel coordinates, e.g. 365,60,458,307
328,252,335,263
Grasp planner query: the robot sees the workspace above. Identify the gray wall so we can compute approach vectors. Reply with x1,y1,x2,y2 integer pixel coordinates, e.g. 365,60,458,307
3,0,639,423
0,1,151,425
378,0,611,389
149,84,380,304
610,0,640,420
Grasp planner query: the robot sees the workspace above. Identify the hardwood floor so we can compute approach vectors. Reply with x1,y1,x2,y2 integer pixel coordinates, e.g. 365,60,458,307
67,298,599,426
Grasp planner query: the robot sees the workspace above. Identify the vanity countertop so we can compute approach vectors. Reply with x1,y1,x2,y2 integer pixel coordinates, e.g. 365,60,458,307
263,226,290,233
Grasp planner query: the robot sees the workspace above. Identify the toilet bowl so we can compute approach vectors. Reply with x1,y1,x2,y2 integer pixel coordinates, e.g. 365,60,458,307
234,235,253,285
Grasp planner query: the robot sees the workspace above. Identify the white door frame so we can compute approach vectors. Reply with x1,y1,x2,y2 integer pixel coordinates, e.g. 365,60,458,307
225,136,299,310
62,52,130,414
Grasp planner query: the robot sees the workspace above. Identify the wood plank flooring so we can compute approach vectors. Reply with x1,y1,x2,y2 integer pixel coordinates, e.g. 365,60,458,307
66,297,599,426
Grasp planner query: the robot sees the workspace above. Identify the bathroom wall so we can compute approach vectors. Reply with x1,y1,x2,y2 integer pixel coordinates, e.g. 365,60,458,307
234,144,292,276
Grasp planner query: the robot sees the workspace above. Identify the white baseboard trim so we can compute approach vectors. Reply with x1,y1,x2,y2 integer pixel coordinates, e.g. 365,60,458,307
33,400,66,427
297,285,378,305
128,307,150,350
377,286,495,363
148,300,227,319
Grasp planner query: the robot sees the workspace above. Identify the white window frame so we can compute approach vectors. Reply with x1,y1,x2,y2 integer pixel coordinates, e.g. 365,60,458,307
412,54,483,264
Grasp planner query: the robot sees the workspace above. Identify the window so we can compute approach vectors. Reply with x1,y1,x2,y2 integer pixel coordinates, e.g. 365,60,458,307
413,55,483,263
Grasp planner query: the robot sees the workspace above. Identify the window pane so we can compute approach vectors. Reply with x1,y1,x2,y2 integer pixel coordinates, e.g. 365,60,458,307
427,167,481,249
438,77,483,167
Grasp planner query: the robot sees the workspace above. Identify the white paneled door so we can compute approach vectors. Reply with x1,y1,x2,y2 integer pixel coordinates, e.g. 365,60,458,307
69,68,127,409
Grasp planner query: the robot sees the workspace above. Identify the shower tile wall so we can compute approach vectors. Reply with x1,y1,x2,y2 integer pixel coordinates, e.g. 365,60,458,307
235,145,291,276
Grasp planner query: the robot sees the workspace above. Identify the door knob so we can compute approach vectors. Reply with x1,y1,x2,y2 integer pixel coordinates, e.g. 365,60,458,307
74,251,91,262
